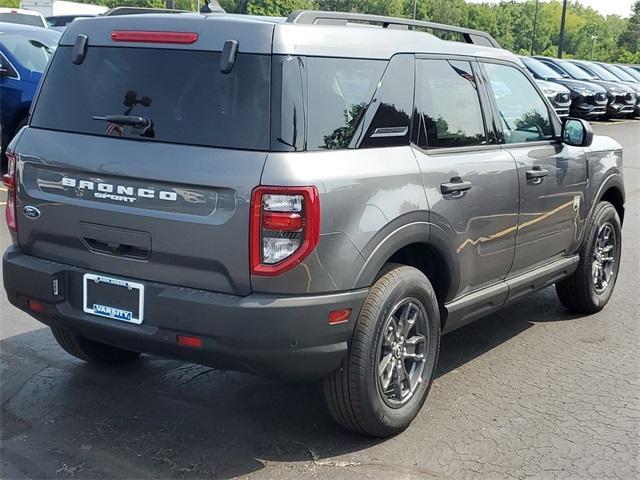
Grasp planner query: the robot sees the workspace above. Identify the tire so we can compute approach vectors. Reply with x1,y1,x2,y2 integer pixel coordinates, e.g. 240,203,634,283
51,327,140,366
556,201,622,313
323,265,441,437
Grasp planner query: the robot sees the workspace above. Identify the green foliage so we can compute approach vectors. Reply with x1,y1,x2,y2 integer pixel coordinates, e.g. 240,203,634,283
12,0,634,62
0,0,20,7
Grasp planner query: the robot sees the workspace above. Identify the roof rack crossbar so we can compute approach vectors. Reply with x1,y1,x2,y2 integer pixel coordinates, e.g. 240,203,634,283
286,10,500,48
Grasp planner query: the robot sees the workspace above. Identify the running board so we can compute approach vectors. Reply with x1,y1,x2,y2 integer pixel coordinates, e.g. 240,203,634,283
444,255,579,333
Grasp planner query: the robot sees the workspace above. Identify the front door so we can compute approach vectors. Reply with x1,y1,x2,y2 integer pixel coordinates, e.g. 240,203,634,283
481,61,588,274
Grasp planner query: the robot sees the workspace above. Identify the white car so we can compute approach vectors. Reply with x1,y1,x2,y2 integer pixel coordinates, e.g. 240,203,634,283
0,7,47,28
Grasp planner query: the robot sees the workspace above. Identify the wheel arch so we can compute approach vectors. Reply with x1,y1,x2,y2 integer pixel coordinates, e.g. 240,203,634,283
353,221,460,327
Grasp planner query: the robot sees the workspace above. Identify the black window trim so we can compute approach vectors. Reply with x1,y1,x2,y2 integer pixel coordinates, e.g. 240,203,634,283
476,58,562,147
411,53,497,154
0,51,19,80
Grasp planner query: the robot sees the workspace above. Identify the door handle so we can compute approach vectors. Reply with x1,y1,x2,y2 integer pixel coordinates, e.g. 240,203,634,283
441,179,472,195
526,167,549,183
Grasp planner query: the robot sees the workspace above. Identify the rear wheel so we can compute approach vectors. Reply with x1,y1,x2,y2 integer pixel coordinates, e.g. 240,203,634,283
323,265,440,437
556,201,622,313
51,327,140,366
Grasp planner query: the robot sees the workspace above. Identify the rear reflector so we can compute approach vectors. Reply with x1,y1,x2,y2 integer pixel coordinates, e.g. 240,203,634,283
111,31,199,44
27,299,47,313
177,335,203,348
328,309,351,325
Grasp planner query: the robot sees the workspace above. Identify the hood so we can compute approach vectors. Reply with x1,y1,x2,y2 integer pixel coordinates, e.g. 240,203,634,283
551,78,607,94
536,79,570,95
587,79,635,95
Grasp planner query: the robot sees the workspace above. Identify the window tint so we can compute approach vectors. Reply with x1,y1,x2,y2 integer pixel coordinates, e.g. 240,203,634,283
306,57,385,150
484,63,554,144
31,47,271,150
414,59,487,149
557,60,593,80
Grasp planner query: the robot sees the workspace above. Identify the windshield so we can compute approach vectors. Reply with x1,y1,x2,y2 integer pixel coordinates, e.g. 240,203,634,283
0,33,56,72
620,65,640,81
581,62,619,81
605,64,636,82
522,57,561,79
557,60,593,80
31,46,271,150
0,13,44,27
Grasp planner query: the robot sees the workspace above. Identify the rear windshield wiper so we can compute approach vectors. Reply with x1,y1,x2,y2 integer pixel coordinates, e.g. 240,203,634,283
92,114,154,137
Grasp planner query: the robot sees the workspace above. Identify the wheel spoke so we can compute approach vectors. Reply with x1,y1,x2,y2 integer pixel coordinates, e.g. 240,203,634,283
383,318,398,348
400,303,418,337
394,361,407,400
404,334,426,360
378,353,394,390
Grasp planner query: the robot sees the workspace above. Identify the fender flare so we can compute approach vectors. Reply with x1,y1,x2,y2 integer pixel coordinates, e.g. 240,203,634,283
589,173,625,224
352,218,460,301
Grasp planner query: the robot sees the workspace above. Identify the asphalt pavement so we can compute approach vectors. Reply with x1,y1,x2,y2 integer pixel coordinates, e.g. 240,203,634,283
0,120,638,479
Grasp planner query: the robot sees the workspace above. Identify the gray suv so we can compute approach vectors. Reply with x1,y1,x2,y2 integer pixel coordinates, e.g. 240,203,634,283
2,10,625,437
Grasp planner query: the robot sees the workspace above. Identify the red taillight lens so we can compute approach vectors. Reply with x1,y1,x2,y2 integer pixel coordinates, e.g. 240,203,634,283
111,31,198,44
250,186,320,276
328,309,351,325
4,151,17,232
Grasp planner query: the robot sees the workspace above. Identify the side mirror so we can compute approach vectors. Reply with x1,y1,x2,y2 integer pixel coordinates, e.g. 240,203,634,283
562,117,593,147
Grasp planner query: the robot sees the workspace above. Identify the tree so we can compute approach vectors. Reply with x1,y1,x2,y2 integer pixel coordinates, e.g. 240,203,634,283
618,0,640,53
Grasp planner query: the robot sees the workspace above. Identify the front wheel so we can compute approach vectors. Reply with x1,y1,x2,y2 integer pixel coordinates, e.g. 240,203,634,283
556,201,622,313
323,265,440,437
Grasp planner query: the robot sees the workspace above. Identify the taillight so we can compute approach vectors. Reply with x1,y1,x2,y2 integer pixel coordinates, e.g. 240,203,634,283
250,186,320,276
3,151,17,232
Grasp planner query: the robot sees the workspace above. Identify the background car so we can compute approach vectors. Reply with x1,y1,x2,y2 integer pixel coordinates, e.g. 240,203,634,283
0,7,46,28
0,22,60,172
566,59,636,118
534,56,634,119
46,14,95,32
535,79,571,117
521,56,607,119
594,62,640,117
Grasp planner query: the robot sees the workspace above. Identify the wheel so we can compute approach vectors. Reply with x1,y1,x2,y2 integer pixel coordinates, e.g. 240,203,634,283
323,265,440,437
556,201,622,313
51,326,140,366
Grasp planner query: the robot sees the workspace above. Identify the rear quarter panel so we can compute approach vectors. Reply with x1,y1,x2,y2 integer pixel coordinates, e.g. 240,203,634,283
256,147,428,294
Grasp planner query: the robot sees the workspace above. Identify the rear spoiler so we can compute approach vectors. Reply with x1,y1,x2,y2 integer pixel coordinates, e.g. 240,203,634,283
102,7,190,17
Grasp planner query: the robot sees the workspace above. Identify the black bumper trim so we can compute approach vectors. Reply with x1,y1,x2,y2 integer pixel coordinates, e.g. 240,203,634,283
3,247,368,380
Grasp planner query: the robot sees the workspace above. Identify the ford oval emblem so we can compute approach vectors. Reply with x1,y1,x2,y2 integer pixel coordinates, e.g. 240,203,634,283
23,206,41,219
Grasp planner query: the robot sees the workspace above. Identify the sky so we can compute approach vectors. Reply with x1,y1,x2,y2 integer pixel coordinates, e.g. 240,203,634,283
464,0,635,17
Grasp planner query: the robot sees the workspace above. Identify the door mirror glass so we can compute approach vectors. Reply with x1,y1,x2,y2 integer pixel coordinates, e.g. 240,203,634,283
562,118,593,147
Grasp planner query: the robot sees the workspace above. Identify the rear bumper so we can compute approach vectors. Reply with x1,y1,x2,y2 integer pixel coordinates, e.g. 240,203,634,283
3,247,367,380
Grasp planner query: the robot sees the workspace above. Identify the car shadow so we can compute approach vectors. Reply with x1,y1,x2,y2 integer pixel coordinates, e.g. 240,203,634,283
0,286,582,479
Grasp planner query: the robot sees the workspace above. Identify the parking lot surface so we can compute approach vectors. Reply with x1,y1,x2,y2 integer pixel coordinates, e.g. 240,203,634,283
0,120,638,479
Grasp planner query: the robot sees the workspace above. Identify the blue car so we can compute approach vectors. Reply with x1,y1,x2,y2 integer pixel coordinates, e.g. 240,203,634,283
0,22,60,171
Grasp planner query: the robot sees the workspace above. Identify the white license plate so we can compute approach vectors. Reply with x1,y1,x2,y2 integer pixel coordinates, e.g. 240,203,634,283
83,274,144,324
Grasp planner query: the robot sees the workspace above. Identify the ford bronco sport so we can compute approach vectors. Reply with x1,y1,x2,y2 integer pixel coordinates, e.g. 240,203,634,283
2,9,625,437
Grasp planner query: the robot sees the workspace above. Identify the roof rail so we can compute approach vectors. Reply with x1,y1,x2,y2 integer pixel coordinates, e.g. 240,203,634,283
286,10,500,48
102,7,190,17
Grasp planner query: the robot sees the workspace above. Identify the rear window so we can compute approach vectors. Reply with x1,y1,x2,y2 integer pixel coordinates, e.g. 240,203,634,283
0,13,44,28
31,46,271,150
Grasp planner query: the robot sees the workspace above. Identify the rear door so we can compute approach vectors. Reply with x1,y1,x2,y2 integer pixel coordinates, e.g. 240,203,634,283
481,61,588,274
413,57,519,298
13,16,275,296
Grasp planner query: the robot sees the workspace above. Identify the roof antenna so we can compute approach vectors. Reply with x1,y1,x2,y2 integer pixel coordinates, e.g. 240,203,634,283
200,0,225,14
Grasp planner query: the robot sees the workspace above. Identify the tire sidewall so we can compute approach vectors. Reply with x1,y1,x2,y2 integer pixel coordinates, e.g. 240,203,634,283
361,268,440,432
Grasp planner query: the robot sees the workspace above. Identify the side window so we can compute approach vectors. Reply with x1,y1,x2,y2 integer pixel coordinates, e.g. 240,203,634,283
306,57,386,150
414,59,487,149
484,63,554,144
0,52,18,79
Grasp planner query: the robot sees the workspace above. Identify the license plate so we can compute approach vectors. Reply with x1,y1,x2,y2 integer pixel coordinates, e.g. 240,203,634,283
83,274,144,324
